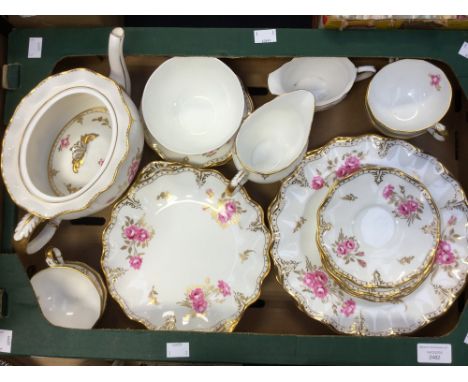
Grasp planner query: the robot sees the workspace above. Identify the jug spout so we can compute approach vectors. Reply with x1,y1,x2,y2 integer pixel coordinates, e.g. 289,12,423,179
108,27,131,95
267,66,285,95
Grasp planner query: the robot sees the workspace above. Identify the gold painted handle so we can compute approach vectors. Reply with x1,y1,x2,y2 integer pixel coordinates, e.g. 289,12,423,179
13,213,61,255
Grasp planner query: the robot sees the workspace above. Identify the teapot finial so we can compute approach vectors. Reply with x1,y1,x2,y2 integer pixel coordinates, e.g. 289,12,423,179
108,27,131,94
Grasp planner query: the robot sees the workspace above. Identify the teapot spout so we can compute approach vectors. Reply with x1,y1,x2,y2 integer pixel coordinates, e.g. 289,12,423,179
108,27,131,95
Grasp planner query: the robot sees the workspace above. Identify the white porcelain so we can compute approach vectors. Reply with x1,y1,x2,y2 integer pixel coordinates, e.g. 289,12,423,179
31,248,106,329
317,167,439,290
269,134,468,335
367,59,452,141
102,162,271,331
268,57,376,111
141,57,250,167
1,28,144,254
229,91,314,193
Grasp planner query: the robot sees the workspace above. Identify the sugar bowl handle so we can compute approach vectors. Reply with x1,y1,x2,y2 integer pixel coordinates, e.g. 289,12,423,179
13,213,61,255
227,169,249,195
355,65,376,82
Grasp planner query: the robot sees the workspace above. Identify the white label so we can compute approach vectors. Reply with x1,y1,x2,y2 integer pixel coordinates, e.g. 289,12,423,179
166,342,189,358
458,41,468,59
28,37,42,58
417,343,452,364
464,332,468,345
254,29,277,44
0,330,12,353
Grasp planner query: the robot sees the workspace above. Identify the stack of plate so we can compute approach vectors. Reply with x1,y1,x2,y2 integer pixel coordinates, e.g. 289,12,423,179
269,135,468,336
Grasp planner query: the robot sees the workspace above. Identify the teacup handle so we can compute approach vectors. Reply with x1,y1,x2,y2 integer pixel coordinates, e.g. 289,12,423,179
13,213,61,255
227,169,250,195
45,247,65,267
427,123,448,142
355,65,376,82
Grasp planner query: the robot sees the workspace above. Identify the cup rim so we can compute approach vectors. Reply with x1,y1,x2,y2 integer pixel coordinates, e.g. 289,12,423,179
141,56,246,156
366,59,452,134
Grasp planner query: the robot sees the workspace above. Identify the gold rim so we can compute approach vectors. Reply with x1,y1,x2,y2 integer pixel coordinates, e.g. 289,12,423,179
101,161,271,332
365,66,452,135
1,68,136,221
268,134,468,336
319,248,434,302
316,166,440,290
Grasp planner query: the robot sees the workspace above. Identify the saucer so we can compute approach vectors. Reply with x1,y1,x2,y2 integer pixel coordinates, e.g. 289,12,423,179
317,167,439,291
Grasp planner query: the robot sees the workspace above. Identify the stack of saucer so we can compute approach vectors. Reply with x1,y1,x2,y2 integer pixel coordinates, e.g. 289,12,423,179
269,135,468,336
316,166,439,302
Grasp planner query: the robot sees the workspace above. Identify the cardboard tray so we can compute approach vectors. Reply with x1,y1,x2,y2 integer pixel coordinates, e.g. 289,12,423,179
0,27,467,365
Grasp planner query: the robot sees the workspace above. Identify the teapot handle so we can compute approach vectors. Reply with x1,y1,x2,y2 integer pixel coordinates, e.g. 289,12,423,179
108,27,131,95
13,213,61,255
355,65,377,82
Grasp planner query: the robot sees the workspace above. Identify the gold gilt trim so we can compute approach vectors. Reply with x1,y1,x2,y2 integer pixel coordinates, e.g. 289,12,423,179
316,166,440,290
1,68,136,221
101,161,271,332
268,134,468,336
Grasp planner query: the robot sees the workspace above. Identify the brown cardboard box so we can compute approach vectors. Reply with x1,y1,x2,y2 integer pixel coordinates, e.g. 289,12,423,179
4,16,123,28
14,55,466,340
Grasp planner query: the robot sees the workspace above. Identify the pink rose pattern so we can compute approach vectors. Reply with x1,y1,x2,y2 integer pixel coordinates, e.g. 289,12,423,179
311,175,325,190
129,255,143,270
217,280,232,297
297,265,357,318
120,216,154,271
383,183,423,226
303,270,329,299
204,189,246,227
332,229,367,268
58,134,70,151
127,158,140,184
340,299,356,317
429,73,441,91
434,215,459,269
189,288,208,313
179,279,233,318
335,155,361,179
98,158,105,166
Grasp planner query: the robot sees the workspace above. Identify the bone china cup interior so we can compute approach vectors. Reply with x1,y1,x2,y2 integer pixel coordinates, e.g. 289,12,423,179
268,57,376,111
367,59,451,136
141,57,246,164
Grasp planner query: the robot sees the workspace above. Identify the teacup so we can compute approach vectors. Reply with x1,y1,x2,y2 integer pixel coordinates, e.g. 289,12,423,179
141,57,252,167
268,57,376,111
30,248,107,329
366,59,452,141
228,90,315,193
1,29,144,254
